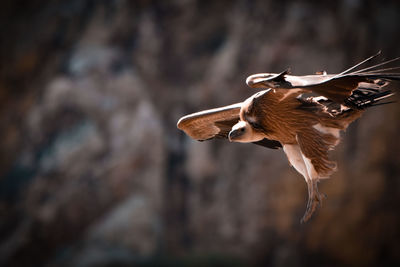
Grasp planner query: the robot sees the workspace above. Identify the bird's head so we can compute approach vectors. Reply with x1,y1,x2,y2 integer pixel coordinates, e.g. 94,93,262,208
228,91,268,143
229,120,250,142
228,118,266,143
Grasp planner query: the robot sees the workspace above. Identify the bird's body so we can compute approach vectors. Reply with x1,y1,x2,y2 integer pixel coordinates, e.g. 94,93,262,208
238,89,364,221
177,53,399,222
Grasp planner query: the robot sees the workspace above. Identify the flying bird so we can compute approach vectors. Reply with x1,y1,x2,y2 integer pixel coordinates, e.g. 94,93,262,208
177,52,399,222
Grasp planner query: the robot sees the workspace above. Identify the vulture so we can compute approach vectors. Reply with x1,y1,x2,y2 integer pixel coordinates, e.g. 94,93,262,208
177,52,399,222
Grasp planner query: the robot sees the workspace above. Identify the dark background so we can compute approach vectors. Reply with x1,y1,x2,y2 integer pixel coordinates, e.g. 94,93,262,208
1,0,400,266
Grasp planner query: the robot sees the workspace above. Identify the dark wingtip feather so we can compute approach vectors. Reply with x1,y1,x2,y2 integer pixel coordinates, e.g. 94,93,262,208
348,54,400,77
345,89,395,109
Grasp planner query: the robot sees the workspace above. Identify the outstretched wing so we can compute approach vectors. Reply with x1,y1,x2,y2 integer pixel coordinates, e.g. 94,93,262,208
177,103,242,140
247,52,400,104
177,103,282,149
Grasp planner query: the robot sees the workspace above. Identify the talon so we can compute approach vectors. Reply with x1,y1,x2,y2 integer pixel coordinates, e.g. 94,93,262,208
301,180,325,223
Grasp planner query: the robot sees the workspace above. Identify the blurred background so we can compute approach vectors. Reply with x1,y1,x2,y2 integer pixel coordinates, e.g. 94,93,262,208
1,0,400,266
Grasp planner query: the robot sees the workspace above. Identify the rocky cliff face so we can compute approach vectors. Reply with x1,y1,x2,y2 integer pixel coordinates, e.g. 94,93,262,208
1,1,400,266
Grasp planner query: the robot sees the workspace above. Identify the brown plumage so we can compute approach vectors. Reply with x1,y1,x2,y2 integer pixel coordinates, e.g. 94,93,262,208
177,53,399,222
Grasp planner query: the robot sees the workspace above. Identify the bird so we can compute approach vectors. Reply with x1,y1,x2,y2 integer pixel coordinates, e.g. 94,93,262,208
177,52,399,222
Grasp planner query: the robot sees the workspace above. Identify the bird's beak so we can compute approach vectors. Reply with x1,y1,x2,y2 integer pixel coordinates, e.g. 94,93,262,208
228,128,242,142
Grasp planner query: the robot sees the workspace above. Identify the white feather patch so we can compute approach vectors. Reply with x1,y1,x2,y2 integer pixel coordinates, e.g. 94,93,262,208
279,89,303,101
313,123,340,138
301,153,319,180
283,144,310,181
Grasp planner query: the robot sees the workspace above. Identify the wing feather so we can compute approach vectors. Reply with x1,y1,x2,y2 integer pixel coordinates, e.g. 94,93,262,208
177,103,282,149
177,103,242,141
247,54,400,104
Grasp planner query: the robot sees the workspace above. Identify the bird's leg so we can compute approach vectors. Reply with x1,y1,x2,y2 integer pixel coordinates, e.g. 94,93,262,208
282,144,327,223
301,179,326,223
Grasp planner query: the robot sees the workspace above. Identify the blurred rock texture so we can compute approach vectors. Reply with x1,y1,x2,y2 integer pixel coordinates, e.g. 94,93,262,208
1,0,400,266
